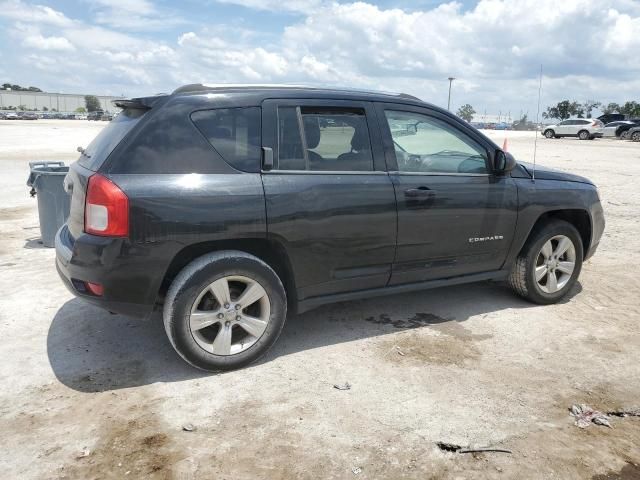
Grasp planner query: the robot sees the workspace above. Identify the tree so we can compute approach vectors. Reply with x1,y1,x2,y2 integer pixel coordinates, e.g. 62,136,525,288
620,101,640,117
75,107,86,113
582,100,601,118
543,100,584,120
84,95,101,112
602,102,621,114
42,106,48,111
456,104,475,122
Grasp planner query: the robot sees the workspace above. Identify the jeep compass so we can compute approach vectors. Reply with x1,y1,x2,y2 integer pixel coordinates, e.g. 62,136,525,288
56,84,605,371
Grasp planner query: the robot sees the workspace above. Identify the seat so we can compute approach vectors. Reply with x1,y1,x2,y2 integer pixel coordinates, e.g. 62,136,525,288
337,123,372,170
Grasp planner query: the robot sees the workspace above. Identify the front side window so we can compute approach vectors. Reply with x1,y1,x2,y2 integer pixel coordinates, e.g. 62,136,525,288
191,107,261,172
277,106,373,171
384,110,488,174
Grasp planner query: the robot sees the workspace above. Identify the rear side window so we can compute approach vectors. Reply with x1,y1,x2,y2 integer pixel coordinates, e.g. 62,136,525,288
276,106,373,171
191,107,261,172
79,108,146,171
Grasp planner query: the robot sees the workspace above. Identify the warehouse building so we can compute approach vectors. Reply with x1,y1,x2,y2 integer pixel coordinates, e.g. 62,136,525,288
0,89,124,113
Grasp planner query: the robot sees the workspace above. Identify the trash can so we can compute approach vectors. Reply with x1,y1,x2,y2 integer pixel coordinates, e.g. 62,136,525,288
27,161,71,247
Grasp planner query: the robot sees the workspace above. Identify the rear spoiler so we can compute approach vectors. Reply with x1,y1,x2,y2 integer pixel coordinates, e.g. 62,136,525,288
112,99,152,110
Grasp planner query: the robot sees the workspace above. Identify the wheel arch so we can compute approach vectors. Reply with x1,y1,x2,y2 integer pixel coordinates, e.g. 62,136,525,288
158,237,297,312
526,209,592,259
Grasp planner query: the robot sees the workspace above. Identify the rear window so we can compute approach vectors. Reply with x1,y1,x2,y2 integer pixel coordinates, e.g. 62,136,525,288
191,107,261,172
79,108,146,171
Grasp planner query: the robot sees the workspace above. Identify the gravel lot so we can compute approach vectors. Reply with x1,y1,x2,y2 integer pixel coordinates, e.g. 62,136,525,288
1,119,639,479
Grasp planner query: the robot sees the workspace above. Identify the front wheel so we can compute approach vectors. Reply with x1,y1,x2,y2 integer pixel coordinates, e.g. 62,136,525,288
163,251,287,371
578,130,590,140
544,129,555,139
508,220,583,304
632,131,640,142
620,130,630,140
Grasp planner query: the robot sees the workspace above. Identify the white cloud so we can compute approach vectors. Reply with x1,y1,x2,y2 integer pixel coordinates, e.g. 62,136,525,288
215,0,323,13
0,0,72,26
23,33,75,51
1,0,639,115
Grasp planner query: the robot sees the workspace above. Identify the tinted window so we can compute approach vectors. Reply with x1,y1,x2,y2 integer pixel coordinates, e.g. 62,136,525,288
384,110,488,174
191,107,261,172
79,108,146,171
578,120,590,125
277,106,373,171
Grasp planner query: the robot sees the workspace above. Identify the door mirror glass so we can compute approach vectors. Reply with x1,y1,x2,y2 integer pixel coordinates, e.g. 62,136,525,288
495,149,516,173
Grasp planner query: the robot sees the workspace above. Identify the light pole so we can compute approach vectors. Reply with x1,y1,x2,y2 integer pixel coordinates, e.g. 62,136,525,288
447,77,456,111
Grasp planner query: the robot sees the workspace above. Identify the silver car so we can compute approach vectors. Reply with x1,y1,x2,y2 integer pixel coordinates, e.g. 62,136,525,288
543,118,604,140
602,120,635,138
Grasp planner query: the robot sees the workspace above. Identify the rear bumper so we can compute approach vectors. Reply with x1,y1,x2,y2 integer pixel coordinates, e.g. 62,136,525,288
55,225,156,318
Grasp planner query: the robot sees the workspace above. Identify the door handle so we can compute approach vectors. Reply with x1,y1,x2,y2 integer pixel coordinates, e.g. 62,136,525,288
404,187,435,198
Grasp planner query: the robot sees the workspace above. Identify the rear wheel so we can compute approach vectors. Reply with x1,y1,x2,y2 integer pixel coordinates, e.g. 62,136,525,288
578,130,590,140
163,251,287,371
620,130,630,140
632,131,640,142
544,129,555,139
508,220,583,304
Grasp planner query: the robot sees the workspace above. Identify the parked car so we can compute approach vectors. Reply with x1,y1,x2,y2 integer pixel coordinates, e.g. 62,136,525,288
597,113,625,125
87,110,104,121
5,112,18,120
602,120,635,137
615,119,640,139
75,114,88,120
627,125,640,142
543,118,604,140
56,84,605,371
0,112,6,120
22,112,38,120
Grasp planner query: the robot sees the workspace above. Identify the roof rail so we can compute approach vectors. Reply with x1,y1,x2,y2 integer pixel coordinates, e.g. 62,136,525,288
171,83,420,100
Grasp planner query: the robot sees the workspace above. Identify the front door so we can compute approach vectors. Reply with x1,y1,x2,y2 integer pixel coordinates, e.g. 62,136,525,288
261,99,397,300
376,103,518,285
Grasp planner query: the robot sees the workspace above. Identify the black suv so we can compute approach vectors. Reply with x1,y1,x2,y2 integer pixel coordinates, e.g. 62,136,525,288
56,85,605,371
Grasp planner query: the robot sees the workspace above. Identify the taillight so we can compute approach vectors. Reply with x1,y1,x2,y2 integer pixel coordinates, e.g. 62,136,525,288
85,174,129,236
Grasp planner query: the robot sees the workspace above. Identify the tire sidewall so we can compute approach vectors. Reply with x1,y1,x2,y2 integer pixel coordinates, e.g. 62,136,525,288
164,254,287,371
523,222,583,304
578,130,589,140
544,130,554,138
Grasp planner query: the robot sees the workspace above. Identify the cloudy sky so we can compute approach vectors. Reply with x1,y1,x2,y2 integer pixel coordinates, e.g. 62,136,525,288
0,0,638,117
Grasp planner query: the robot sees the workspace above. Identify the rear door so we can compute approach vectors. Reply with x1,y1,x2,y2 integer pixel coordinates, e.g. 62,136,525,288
261,99,397,300
376,103,518,285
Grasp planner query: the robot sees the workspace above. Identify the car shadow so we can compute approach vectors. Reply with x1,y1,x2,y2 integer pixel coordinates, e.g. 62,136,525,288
47,280,582,393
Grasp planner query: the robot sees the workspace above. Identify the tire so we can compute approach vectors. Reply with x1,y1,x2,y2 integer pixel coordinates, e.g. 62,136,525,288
578,130,590,140
632,131,640,142
544,129,555,139
620,130,630,140
508,220,583,305
163,251,287,371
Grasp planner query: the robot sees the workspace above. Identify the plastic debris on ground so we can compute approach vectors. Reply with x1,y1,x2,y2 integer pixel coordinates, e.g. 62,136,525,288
334,382,351,391
569,404,612,428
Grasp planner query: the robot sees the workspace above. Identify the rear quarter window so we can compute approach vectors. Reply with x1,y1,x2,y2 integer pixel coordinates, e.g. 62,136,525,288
79,108,146,171
191,107,261,172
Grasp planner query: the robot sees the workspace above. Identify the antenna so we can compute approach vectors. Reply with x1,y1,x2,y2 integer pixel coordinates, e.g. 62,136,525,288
532,64,543,182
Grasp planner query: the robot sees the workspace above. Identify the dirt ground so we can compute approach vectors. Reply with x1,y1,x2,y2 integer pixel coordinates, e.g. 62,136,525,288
0,119,639,479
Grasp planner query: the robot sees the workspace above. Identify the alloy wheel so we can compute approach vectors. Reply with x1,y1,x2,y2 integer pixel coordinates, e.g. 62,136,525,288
534,235,576,294
189,275,270,355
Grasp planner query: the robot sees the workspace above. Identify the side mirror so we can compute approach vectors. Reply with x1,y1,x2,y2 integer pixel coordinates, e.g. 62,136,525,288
494,149,516,173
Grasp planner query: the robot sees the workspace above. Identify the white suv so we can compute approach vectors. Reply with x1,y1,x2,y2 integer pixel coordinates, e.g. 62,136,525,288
543,118,604,140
